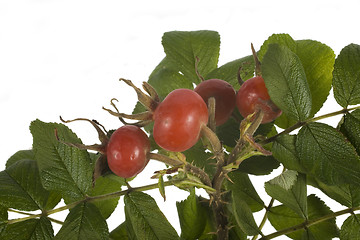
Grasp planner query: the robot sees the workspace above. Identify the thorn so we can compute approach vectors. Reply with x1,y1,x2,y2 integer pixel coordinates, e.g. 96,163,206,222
209,196,214,206
219,199,229,205
224,173,234,184
220,190,230,196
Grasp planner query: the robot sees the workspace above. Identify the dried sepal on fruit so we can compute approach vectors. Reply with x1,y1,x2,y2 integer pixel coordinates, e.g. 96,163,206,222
57,117,152,180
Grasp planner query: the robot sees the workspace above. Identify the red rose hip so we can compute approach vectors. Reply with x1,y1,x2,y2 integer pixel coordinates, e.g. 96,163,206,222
236,76,281,123
106,125,150,178
194,79,236,126
153,89,208,152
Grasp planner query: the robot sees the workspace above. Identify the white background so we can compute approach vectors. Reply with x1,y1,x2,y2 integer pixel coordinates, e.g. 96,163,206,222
1,0,359,237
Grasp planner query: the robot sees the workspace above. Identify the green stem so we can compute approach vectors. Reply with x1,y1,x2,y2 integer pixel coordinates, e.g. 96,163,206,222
260,206,360,240
262,106,360,145
251,198,275,240
8,209,63,225
7,180,179,225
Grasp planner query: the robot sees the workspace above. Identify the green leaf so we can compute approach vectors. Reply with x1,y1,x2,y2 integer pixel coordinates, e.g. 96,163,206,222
227,208,247,240
0,206,8,235
272,134,305,172
205,54,254,89
259,34,334,128
148,57,194,99
226,171,264,212
109,222,128,240
295,40,335,117
162,30,220,83
237,155,280,176
258,33,297,60
215,116,240,148
55,202,108,240
231,191,261,236
183,141,216,179
30,119,93,203
197,200,217,240
6,149,34,168
333,43,360,107
340,109,360,155
216,110,274,149
262,44,312,124
0,159,52,211
4,149,62,211
268,194,339,240
124,191,179,240
1,217,54,240
265,171,307,219
176,188,207,239
88,175,124,219
340,214,360,240
296,122,360,185
313,179,360,208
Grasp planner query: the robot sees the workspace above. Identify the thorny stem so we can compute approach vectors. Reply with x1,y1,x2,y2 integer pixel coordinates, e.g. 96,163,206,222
201,125,229,238
261,105,360,145
149,152,184,167
6,180,181,226
184,163,212,187
260,206,360,240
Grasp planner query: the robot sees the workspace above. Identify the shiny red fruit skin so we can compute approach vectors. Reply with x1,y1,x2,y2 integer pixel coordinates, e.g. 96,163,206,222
236,76,282,123
153,89,208,152
106,125,150,178
194,79,236,126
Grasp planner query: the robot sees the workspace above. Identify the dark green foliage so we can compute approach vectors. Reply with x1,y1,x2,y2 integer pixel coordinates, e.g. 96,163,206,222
1,30,360,239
